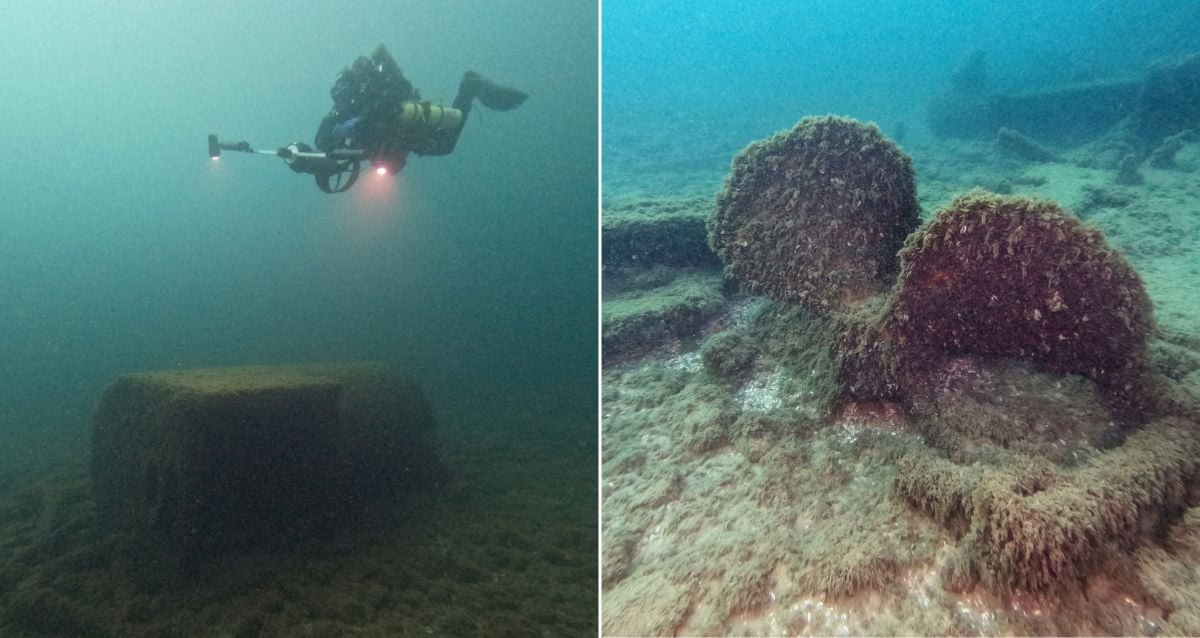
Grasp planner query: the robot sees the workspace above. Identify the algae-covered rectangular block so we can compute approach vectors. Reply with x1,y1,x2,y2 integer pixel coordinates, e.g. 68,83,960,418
602,197,721,270
92,362,443,562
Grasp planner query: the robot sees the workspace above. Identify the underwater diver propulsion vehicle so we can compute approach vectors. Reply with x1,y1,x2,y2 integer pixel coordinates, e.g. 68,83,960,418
208,45,487,195
207,135,373,194
207,98,464,195
208,100,464,194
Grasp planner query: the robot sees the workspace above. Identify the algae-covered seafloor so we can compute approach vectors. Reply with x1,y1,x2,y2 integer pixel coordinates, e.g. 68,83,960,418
601,62,1200,635
0,394,595,637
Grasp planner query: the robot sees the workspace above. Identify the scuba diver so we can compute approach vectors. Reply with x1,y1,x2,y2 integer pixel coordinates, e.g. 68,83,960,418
208,45,528,194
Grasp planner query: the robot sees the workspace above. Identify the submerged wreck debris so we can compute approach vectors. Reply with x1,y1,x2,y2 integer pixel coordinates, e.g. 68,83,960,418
603,107,1200,633
1147,129,1193,168
994,127,1060,162
1129,53,1200,147
708,115,919,314
929,50,1200,153
875,193,1200,595
929,51,1140,147
949,50,990,96
1116,153,1145,185
607,111,1200,625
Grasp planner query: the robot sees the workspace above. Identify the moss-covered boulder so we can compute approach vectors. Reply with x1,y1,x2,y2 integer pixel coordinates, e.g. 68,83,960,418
889,190,1153,401
709,115,919,314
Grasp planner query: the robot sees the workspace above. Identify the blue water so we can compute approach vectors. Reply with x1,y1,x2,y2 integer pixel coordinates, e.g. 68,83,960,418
604,0,1200,154
0,1,596,437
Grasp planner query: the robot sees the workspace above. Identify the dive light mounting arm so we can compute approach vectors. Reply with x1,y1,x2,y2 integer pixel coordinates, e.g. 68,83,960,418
209,134,366,161
208,133,368,194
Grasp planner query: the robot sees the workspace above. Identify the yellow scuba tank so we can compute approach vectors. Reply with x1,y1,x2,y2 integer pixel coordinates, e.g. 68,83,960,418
398,101,463,133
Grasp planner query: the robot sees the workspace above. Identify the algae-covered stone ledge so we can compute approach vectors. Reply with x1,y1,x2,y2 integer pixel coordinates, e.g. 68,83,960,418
92,361,445,566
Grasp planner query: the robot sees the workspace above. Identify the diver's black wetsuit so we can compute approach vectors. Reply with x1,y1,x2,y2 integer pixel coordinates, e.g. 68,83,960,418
313,45,527,167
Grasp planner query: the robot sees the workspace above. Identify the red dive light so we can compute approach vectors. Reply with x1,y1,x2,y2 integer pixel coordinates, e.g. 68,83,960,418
370,152,406,177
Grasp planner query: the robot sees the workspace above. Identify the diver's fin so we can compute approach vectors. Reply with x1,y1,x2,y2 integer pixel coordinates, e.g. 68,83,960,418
477,81,528,111
459,71,528,112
